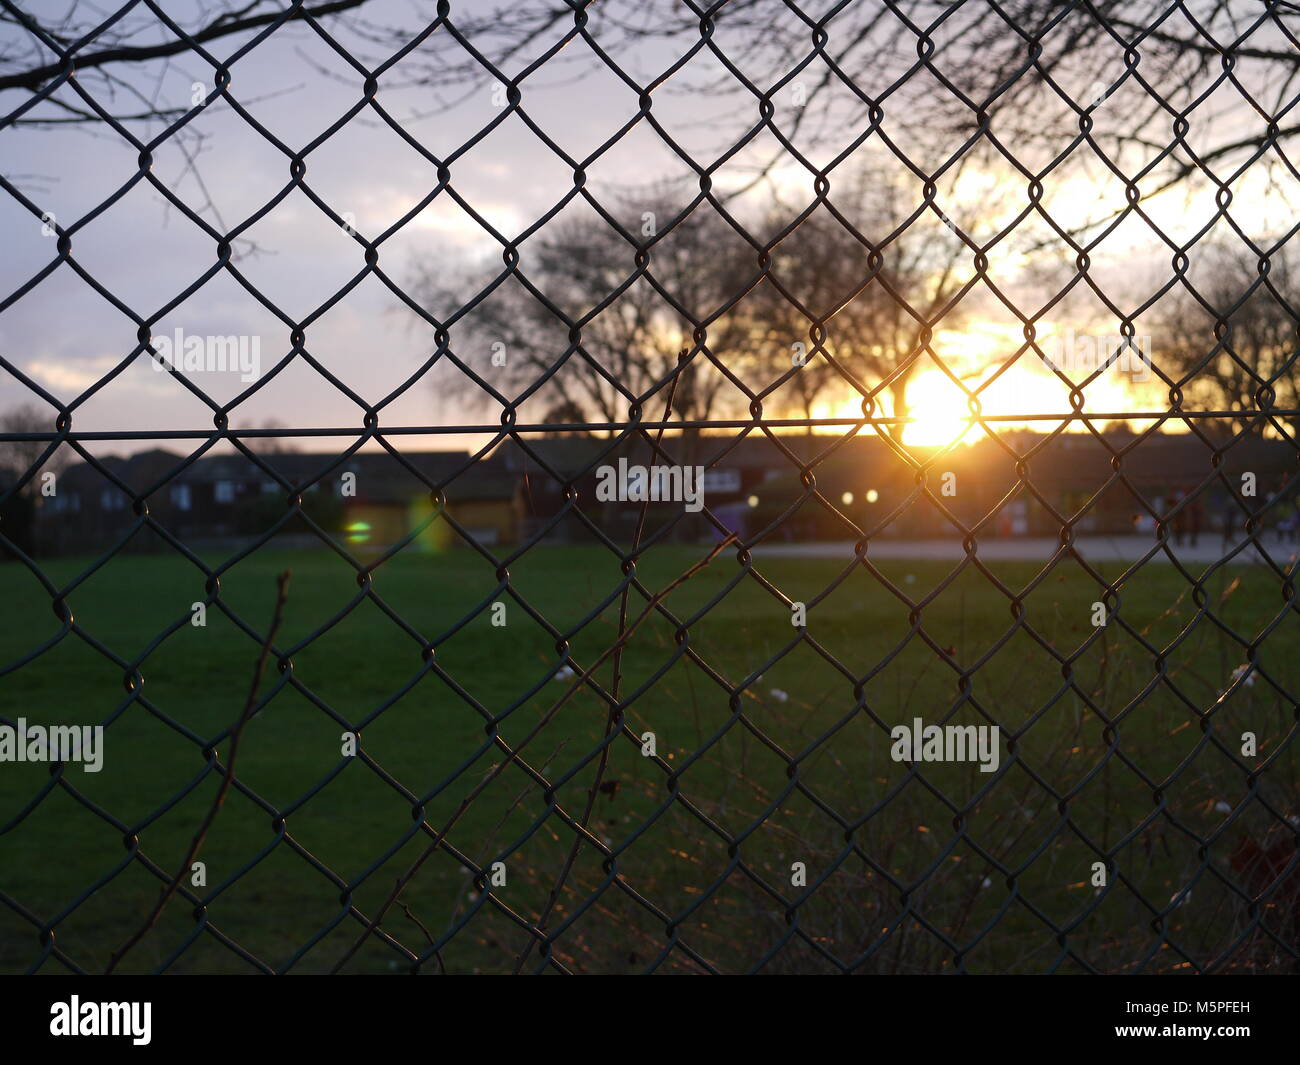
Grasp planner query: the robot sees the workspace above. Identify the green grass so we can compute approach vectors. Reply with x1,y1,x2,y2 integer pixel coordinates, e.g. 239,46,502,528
1,537,1296,973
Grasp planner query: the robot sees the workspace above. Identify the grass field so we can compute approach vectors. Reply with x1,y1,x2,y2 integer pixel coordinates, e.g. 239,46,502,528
1,537,1297,973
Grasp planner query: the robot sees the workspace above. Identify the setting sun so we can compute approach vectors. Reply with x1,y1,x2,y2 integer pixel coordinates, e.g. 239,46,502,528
837,323,1164,447
902,373,975,446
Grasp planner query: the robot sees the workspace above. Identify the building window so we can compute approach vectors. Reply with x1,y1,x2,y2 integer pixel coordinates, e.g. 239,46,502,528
702,468,741,494
214,480,238,504
170,483,192,511
100,488,126,511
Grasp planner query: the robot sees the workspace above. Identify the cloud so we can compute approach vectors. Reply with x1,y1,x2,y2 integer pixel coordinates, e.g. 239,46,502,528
24,354,133,394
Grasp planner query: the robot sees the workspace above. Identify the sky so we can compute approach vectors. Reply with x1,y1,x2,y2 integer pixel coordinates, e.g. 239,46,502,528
2,0,701,453
1,0,1295,457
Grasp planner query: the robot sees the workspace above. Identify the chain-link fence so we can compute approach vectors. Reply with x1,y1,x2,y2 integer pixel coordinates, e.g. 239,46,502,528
1,0,1298,974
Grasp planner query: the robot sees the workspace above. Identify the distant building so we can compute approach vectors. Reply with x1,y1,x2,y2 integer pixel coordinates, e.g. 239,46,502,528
31,447,520,557
20,429,1300,558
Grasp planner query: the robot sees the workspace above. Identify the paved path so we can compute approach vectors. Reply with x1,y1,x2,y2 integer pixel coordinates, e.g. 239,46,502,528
752,535,1300,566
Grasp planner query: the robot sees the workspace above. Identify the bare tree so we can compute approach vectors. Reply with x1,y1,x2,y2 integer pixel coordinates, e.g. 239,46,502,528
338,0,1300,224
4,1,1292,213
414,156,983,446
0,2,370,106
5,1,1296,438
1157,242,1300,436
0,401,66,487
0,402,66,559
0,1,375,255
413,195,765,430
742,162,975,436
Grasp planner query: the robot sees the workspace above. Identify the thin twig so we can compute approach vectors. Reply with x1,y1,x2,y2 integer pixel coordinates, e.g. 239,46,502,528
105,570,291,974
513,350,691,974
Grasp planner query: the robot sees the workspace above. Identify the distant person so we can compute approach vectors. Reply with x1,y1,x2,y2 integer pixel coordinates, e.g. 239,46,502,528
1222,504,1236,549
1168,489,1185,546
1279,498,1299,544
1186,487,1203,548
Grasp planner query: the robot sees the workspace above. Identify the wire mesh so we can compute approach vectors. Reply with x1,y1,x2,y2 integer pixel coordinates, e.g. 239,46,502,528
0,0,1298,974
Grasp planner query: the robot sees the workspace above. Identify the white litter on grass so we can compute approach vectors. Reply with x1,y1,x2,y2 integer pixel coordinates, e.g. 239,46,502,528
1215,801,1232,814
980,877,992,889
1169,890,1191,908
554,664,575,681
1230,664,1256,687
769,688,789,702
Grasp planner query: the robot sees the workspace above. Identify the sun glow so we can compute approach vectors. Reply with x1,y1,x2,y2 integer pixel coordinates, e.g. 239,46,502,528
902,374,976,446
861,322,1162,447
